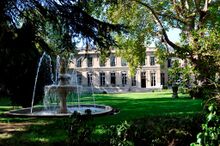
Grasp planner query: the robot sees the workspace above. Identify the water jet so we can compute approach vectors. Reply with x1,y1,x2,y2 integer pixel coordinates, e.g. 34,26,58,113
5,53,113,117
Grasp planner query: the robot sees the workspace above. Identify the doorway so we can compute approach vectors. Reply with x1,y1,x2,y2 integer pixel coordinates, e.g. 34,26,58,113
141,72,146,88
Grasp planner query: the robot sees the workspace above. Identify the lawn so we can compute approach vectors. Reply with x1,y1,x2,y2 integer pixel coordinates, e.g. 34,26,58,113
0,91,203,145
83,91,202,125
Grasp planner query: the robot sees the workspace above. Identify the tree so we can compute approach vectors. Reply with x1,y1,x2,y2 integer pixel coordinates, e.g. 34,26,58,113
105,0,220,98
168,60,182,98
0,0,124,106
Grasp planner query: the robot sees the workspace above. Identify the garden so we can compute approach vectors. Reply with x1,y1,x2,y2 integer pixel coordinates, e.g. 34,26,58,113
0,0,220,146
0,91,204,145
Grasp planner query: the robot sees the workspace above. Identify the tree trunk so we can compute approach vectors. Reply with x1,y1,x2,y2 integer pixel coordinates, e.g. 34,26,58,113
172,85,179,98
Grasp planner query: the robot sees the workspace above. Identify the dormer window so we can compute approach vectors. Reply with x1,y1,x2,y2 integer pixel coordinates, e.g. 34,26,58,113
150,56,155,66
110,55,116,66
87,56,93,67
76,58,82,67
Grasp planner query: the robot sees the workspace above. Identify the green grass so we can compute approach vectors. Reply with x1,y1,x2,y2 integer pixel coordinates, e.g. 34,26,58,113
0,91,203,145
0,97,14,114
89,91,203,125
0,91,203,124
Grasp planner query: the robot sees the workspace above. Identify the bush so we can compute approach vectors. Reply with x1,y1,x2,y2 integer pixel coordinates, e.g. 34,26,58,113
127,115,203,146
191,104,220,146
107,121,133,146
68,114,204,146
68,111,94,146
162,85,168,89
179,87,189,94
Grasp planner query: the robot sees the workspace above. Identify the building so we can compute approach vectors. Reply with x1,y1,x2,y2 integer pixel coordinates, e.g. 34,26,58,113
69,47,169,93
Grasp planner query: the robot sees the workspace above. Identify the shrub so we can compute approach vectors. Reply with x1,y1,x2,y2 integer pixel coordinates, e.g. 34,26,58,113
67,114,203,146
191,104,220,146
162,85,168,89
179,87,189,94
127,115,203,146
107,121,133,146
68,111,94,146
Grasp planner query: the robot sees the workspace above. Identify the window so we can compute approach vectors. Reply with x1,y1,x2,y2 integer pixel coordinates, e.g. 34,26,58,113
76,58,82,67
121,58,127,66
141,72,146,88
99,59,106,67
110,72,116,86
76,72,82,85
87,72,93,86
100,72,105,86
87,56,93,67
150,56,155,66
131,75,136,86
150,72,156,86
110,55,116,66
121,72,127,86
161,73,165,85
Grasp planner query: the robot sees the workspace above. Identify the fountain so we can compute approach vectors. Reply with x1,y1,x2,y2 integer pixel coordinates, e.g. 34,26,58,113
5,53,113,117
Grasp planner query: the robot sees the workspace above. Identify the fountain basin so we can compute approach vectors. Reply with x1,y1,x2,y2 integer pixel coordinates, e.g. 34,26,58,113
5,104,113,117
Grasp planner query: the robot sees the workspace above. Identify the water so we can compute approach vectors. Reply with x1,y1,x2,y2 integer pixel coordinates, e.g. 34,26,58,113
76,74,81,108
43,86,59,112
27,105,112,116
90,78,96,107
55,55,60,85
30,52,55,113
88,72,96,107
30,53,98,115
30,52,47,113
46,54,55,84
70,71,81,108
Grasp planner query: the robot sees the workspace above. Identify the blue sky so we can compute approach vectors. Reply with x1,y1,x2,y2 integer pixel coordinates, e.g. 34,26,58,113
167,28,181,43
149,28,181,47
77,28,181,48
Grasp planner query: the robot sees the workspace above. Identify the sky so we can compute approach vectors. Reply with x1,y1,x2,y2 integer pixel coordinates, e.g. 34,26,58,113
149,28,181,47
167,28,181,43
77,28,181,48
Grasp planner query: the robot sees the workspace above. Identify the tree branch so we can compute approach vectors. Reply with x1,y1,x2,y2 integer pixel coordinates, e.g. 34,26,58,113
155,11,186,25
134,0,182,51
193,0,201,14
198,0,211,29
171,0,183,19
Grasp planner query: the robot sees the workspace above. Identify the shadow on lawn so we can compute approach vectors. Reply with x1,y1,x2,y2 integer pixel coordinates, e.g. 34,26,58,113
0,118,69,146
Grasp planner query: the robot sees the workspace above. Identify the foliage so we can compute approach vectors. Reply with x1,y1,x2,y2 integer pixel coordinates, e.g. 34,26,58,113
104,0,220,96
0,0,125,106
0,114,203,146
128,115,203,146
0,21,52,107
168,60,194,97
107,121,133,146
168,60,182,86
67,115,203,146
181,65,194,88
68,111,94,146
106,1,153,75
9,0,124,50
191,104,220,146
